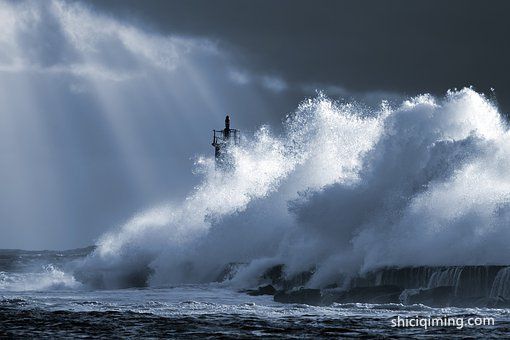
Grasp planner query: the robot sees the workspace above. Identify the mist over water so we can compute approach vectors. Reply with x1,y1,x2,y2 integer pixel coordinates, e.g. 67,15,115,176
76,88,510,289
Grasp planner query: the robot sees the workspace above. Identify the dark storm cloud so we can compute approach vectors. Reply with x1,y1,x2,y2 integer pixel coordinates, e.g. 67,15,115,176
84,0,510,112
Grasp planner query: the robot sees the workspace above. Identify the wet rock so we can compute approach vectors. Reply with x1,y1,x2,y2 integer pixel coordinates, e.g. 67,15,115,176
246,285,277,296
262,265,284,284
323,285,402,305
404,286,455,307
261,264,314,290
486,296,510,308
215,262,246,282
450,296,510,308
324,283,339,289
274,288,322,305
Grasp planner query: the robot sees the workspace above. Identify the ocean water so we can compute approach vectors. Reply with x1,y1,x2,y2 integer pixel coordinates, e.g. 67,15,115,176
1,249,509,338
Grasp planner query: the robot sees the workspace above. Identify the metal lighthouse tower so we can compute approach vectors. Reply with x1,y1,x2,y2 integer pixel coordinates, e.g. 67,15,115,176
212,115,240,168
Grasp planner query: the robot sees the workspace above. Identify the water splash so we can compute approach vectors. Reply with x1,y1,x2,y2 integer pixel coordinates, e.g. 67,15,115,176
490,267,510,299
0,264,80,291
76,88,510,289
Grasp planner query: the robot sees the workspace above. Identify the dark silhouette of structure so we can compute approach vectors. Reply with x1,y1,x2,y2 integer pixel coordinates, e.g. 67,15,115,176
212,115,240,167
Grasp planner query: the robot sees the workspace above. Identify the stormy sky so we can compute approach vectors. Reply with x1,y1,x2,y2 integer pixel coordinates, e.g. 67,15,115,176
88,0,510,110
1,0,509,249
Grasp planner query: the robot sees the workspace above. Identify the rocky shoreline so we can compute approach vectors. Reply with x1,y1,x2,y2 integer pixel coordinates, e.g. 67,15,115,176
234,265,510,308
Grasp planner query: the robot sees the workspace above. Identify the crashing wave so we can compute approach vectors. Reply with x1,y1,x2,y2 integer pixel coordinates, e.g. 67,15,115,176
76,88,510,291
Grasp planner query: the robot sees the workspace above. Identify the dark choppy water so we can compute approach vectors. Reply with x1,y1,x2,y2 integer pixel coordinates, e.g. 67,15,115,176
2,290,510,338
1,249,510,338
